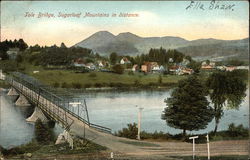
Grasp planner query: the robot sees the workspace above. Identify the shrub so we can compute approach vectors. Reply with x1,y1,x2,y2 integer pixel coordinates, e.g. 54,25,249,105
94,83,102,88
134,79,141,87
117,123,138,139
53,82,60,88
227,123,248,137
112,64,124,74
84,83,92,88
71,82,82,89
35,119,53,144
61,82,70,88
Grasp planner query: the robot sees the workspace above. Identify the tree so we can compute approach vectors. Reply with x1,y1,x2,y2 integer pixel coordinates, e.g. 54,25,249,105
35,119,53,144
206,70,247,133
110,52,118,65
112,64,124,74
162,75,214,135
187,60,201,73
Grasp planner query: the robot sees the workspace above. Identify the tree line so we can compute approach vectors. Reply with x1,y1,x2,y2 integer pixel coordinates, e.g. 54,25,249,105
0,39,28,60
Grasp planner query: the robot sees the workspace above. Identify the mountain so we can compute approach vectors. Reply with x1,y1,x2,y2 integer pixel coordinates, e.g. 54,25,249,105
74,31,249,60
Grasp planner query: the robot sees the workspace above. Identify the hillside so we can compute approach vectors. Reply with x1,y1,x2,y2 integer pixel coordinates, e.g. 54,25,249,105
74,31,249,60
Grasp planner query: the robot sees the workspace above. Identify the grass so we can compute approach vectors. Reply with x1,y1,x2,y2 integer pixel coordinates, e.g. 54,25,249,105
1,138,107,158
27,69,186,88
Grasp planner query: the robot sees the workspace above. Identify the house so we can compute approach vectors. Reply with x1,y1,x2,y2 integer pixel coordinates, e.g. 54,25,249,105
141,62,159,73
180,58,190,67
73,58,85,67
85,63,96,70
201,61,216,70
97,60,108,68
0,70,5,80
132,64,139,72
216,66,226,71
152,65,165,73
225,66,236,72
182,68,193,75
236,66,249,70
120,57,131,65
7,48,19,59
169,65,181,74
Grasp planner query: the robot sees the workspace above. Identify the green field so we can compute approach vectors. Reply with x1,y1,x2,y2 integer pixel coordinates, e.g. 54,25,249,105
26,69,186,88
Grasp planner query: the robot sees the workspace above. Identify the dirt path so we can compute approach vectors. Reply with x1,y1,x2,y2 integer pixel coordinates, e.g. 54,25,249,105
70,118,249,158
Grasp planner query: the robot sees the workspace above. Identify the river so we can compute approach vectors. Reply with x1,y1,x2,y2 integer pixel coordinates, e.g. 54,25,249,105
0,89,248,148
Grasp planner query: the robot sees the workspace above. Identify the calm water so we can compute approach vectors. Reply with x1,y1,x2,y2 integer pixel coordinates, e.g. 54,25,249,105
0,91,63,148
0,89,249,148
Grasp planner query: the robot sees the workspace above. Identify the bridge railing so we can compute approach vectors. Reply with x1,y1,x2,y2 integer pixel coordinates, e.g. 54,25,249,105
6,72,112,134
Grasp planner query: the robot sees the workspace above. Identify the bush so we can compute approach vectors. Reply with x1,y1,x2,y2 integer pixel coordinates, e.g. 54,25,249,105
53,82,60,88
112,64,124,74
84,83,92,88
71,82,82,89
227,123,248,137
61,82,70,88
94,83,103,88
116,123,138,139
35,119,54,144
134,79,141,87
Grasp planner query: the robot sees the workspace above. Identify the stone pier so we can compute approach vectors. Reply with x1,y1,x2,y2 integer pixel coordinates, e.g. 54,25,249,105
26,107,48,122
15,95,31,106
7,87,19,96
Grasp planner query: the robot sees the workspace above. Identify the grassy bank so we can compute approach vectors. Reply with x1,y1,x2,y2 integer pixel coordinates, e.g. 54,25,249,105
27,70,186,89
0,138,107,159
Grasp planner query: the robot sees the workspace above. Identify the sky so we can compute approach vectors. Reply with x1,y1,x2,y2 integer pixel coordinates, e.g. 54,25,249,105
1,1,249,47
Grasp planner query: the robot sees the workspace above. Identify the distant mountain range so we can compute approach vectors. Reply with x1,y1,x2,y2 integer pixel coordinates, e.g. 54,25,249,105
74,31,249,61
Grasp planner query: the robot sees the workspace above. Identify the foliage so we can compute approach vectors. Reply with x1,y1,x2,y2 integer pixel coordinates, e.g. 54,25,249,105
0,60,18,72
186,60,201,73
71,82,82,89
134,48,185,66
162,75,214,135
227,123,248,137
206,70,247,132
34,119,54,144
116,123,138,139
109,52,118,65
112,64,124,74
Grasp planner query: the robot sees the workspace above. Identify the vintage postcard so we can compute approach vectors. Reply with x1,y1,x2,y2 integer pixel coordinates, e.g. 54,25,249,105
0,0,249,160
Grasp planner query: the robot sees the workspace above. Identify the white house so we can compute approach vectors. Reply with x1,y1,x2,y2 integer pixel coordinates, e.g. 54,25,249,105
7,48,19,59
120,57,131,64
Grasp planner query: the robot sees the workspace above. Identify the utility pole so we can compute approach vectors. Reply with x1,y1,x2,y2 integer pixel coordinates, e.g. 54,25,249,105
206,133,210,160
189,136,199,160
136,105,143,140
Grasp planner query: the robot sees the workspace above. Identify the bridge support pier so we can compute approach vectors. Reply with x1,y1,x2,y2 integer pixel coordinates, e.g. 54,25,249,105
15,95,31,106
55,130,74,149
7,87,19,96
26,107,48,122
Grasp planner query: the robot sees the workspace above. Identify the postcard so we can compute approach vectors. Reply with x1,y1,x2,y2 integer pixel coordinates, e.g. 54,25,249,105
0,1,249,160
